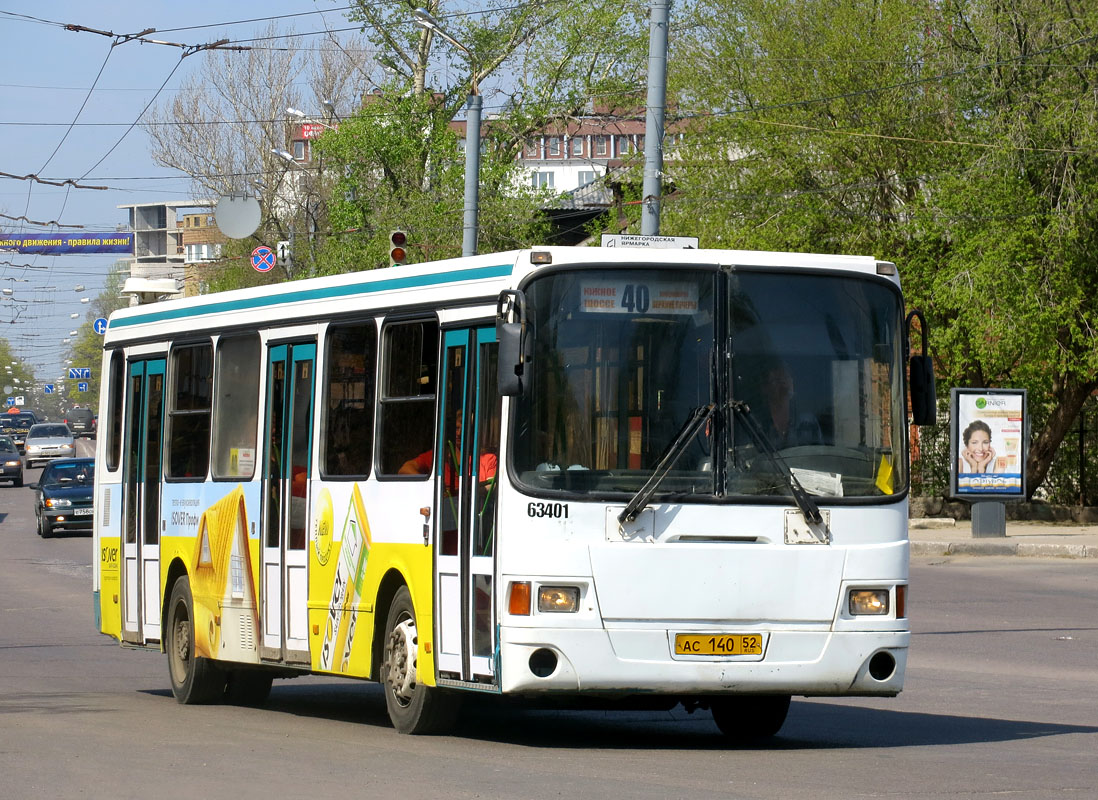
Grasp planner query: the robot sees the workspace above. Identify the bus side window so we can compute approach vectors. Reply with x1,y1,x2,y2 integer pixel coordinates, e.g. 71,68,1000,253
322,321,377,477
378,319,439,475
212,334,261,479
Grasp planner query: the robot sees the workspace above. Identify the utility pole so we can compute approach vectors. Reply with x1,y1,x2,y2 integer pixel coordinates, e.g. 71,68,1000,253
641,0,671,236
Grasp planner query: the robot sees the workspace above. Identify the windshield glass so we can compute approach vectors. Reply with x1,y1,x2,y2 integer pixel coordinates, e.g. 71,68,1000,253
510,266,906,501
31,425,70,438
42,461,95,486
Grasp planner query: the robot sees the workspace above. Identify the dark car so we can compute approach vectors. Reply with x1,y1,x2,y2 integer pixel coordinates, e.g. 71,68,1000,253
64,407,97,438
30,458,94,537
0,412,38,453
0,435,23,487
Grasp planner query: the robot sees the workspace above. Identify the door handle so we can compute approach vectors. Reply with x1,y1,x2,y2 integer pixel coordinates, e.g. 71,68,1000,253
420,506,431,546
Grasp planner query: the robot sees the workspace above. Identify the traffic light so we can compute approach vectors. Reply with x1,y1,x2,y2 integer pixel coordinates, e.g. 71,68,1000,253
389,230,407,267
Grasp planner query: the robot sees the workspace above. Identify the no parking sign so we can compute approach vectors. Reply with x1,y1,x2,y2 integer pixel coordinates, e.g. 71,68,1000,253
251,245,275,272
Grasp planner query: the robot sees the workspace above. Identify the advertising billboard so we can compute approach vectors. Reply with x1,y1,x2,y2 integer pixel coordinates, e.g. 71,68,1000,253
950,388,1027,500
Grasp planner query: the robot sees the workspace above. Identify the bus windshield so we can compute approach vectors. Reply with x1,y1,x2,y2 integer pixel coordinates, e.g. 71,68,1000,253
511,266,907,502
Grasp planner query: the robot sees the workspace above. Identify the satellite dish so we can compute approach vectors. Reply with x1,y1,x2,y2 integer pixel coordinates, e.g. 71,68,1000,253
215,194,262,239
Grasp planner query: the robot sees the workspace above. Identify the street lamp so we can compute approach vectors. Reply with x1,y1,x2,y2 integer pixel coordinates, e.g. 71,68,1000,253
413,7,481,257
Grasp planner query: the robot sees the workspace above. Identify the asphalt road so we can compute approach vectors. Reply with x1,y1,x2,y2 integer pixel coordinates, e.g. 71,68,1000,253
1,465,1096,799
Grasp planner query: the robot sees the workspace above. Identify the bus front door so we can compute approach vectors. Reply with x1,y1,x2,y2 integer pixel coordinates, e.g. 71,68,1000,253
435,327,500,685
120,358,166,645
260,341,316,663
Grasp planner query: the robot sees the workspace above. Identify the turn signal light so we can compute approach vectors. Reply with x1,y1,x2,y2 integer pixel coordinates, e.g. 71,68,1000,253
509,581,531,616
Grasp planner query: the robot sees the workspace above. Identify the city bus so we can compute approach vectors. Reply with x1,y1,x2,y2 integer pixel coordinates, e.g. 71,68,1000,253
92,245,935,740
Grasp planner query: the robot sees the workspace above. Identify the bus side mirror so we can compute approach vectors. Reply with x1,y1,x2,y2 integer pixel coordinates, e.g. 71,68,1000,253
906,309,936,426
497,290,530,397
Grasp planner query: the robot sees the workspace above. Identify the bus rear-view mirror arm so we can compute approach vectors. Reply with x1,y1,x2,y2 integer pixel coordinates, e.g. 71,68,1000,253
496,289,531,397
906,309,936,426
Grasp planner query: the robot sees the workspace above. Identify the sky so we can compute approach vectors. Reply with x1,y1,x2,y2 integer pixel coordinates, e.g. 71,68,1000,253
0,1,366,386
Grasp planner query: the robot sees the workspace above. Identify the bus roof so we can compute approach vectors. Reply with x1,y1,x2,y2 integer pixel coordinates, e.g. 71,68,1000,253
104,246,894,343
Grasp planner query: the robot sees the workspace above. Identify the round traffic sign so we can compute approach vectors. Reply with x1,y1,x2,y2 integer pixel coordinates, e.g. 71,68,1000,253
252,245,276,272
93,317,108,335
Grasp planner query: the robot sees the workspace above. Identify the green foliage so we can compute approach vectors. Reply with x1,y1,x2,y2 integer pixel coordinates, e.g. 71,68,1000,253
669,0,1098,498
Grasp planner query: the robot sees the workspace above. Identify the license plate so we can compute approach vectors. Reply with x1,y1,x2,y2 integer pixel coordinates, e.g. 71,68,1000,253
73,508,93,516
675,633,763,656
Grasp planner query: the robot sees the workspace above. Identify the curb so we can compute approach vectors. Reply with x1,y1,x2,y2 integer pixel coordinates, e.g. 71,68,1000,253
911,541,1096,559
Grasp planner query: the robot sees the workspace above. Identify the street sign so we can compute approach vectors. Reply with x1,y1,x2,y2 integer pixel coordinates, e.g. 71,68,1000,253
5,398,13,407
77,382,89,393
251,245,276,272
44,384,54,394
69,367,91,379
276,240,291,267
93,317,108,335
601,233,699,249
15,395,24,405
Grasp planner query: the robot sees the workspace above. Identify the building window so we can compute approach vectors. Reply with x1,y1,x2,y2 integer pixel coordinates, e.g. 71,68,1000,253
293,140,306,160
548,137,561,156
595,135,608,156
531,171,555,189
525,138,540,157
571,137,583,156
578,171,597,187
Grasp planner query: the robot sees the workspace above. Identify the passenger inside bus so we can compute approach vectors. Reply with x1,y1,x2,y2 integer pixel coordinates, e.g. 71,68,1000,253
754,361,822,449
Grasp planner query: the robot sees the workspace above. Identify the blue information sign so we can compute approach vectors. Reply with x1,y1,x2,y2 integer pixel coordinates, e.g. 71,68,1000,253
77,382,89,393
93,317,108,335
44,384,54,394
69,367,91,379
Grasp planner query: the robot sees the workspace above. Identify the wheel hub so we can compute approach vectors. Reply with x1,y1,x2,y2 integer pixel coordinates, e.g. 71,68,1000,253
385,618,417,705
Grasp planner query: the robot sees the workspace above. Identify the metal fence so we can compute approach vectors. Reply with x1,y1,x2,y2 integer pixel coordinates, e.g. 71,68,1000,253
911,395,1098,506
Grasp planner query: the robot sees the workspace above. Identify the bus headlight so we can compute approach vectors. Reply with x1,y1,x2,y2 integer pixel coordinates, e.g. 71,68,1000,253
849,589,889,615
538,586,579,613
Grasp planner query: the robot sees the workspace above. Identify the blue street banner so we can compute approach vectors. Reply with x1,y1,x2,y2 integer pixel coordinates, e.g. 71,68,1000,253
0,233,134,255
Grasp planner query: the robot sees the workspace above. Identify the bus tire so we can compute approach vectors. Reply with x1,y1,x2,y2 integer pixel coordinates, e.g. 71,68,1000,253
380,585,460,734
711,694,791,743
224,670,274,707
166,575,225,704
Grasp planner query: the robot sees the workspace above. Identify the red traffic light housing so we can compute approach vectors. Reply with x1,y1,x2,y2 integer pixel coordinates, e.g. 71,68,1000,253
389,230,408,266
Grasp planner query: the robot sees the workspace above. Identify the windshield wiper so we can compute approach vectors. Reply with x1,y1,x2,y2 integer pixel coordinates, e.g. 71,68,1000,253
618,403,715,525
729,399,824,528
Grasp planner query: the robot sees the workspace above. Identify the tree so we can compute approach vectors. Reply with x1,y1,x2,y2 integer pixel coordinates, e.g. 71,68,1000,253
668,0,1098,499
63,267,129,412
143,23,367,281
310,0,649,268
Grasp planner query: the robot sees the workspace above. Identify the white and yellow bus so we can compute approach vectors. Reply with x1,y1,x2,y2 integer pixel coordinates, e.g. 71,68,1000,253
92,245,934,739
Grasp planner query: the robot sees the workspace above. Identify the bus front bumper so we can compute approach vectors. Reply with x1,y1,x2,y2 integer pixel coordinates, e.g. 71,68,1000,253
497,626,909,697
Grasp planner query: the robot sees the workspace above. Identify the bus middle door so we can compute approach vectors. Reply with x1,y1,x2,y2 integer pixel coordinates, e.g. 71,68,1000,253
260,341,316,664
435,327,500,685
120,358,165,645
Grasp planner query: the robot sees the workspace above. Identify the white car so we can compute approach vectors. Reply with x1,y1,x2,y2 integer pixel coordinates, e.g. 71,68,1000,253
24,423,76,468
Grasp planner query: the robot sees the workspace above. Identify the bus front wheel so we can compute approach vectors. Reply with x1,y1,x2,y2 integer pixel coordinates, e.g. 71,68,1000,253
380,585,460,734
166,575,225,704
711,694,791,743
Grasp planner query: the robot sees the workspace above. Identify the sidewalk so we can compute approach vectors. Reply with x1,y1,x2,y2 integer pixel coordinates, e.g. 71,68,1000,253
909,519,1098,559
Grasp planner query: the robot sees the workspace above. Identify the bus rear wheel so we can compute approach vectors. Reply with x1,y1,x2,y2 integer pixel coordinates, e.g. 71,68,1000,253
711,694,791,743
380,586,460,734
166,575,225,704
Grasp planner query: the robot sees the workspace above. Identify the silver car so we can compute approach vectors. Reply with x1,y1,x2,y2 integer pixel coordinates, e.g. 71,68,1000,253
24,423,76,468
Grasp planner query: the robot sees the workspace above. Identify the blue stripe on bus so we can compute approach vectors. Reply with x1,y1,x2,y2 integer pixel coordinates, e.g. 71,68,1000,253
109,263,515,329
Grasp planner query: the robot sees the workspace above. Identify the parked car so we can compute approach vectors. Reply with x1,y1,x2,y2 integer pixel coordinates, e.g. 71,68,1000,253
23,423,76,468
30,458,95,537
0,412,39,453
64,407,97,438
0,435,23,487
